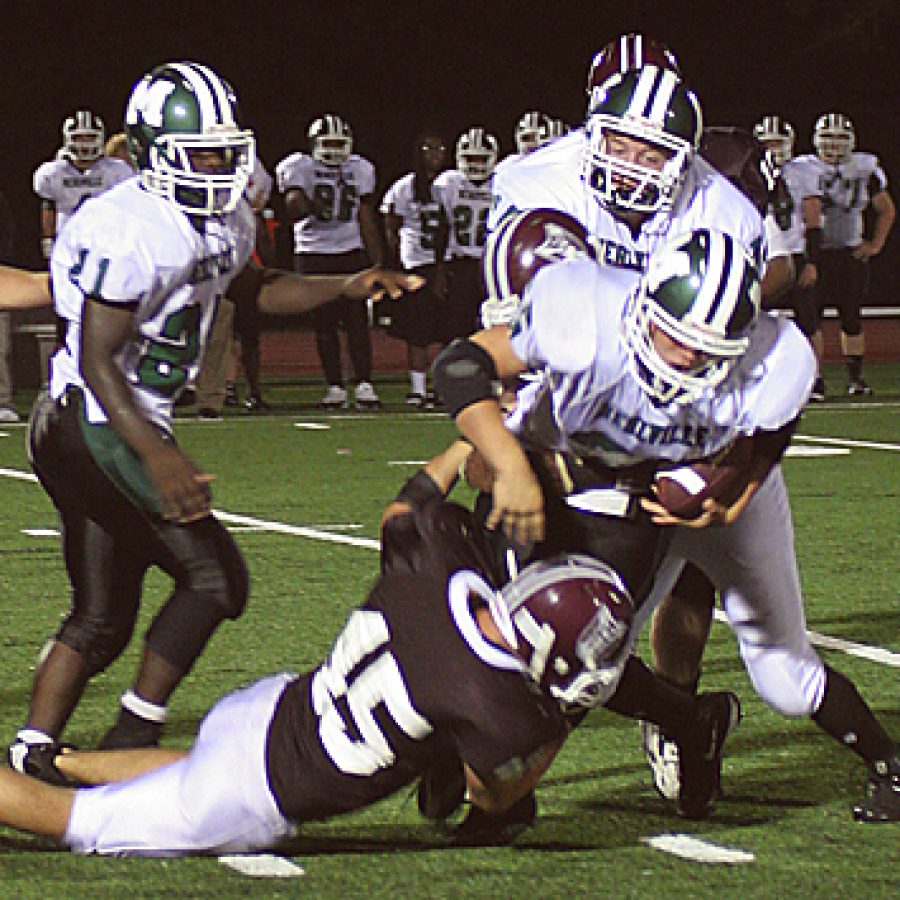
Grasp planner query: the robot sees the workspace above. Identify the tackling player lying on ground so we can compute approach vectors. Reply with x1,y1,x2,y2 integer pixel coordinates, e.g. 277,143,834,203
431,216,899,827
0,500,736,855
0,266,52,309
8,59,424,789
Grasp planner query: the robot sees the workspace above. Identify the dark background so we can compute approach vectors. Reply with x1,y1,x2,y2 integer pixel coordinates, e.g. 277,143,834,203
1,0,896,300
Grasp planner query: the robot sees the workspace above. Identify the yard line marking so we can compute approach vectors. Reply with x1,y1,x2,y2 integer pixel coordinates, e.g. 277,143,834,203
643,834,754,864
784,446,849,457
794,434,900,453
387,460,430,466
3,465,897,668
218,854,305,878
293,422,330,430
713,609,899,667
213,510,380,550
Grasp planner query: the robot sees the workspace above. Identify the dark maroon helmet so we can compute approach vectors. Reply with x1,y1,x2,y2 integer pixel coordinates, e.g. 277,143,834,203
490,554,634,710
586,33,683,108
481,208,595,325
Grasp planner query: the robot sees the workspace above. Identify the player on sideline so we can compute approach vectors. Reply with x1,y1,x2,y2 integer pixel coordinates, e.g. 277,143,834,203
8,60,422,776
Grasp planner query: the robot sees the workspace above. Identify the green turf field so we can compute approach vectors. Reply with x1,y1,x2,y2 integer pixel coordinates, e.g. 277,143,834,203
0,362,897,898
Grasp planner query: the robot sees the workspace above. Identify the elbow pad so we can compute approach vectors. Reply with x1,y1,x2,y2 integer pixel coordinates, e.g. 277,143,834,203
432,338,499,419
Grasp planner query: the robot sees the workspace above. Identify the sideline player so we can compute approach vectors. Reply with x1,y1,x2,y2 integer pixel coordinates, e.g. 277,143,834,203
33,110,134,263
8,61,422,775
433,218,899,824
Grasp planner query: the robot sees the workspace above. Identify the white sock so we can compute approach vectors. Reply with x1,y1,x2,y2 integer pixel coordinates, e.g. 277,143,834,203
16,728,54,745
121,690,168,723
410,371,426,395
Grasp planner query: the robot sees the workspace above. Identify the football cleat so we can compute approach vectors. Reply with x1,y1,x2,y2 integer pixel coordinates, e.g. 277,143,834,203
852,753,900,823
320,385,348,409
676,691,741,820
641,720,681,801
449,791,537,847
847,379,873,397
98,718,162,750
354,381,381,410
417,756,466,822
244,394,271,413
8,738,77,787
809,377,826,402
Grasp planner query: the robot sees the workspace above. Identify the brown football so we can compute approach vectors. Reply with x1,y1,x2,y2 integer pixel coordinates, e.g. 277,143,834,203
653,437,754,520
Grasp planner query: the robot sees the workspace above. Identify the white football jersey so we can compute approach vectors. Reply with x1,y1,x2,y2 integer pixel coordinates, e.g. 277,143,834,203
275,152,376,254
50,179,255,432
489,129,765,273
379,172,450,268
505,259,813,469
764,157,820,258
433,169,493,259
793,151,888,249
33,156,135,235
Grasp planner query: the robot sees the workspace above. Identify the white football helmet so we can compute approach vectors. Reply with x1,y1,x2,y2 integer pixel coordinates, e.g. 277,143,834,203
514,111,548,154
813,112,855,166
585,66,702,216
62,110,105,163
623,228,761,405
456,127,499,182
308,114,353,166
753,115,795,169
125,61,255,217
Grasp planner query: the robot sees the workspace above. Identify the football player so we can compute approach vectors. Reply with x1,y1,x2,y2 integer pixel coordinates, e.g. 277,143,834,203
433,216,899,824
8,61,422,778
380,130,451,407
275,114,384,411
752,115,827,399
429,127,499,369
33,110,135,263
0,506,645,856
792,113,895,395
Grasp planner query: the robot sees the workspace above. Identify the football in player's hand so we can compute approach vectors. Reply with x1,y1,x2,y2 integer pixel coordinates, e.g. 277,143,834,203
653,438,753,520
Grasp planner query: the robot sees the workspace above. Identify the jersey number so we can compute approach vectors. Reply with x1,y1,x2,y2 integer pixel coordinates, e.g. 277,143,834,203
312,182,358,222
311,609,432,775
136,304,203,397
452,204,488,248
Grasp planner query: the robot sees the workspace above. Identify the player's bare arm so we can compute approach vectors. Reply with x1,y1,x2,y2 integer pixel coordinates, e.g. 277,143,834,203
55,746,188,786
358,195,385,267
854,188,896,260
0,266,52,309
80,299,212,524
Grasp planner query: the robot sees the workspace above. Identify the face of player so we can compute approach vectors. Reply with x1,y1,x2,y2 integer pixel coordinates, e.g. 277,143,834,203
649,323,710,372
419,137,447,177
602,131,671,176
188,148,235,174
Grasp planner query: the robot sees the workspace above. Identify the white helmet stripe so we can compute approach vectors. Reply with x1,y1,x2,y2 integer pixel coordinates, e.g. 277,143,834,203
647,69,680,123
691,231,727,324
167,62,233,127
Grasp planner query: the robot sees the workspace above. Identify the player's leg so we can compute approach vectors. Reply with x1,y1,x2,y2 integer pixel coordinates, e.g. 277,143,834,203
680,466,898,820
837,250,871,394
100,513,250,749
66,674,295,856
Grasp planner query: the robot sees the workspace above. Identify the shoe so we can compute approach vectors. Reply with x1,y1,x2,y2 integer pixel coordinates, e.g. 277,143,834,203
98,717,162,750
848,378,873,397
0,406,20,423
224,382,239,407
809,377,826,403
422,392,438,411
676,691,741,820
641,720,681,801
853,753,900,823
197,407,223,420
320,385,348,409
417,756,466,822
354,381,381,410
7,738,76,786
244,394,271,413
175,387,196,408
449,791,537,846
405,391,426,408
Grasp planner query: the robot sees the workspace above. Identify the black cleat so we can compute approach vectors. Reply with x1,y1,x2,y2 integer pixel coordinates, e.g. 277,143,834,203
417,758,466,822
853,754,900,823
677,691,741,820
449,791,537,846
98,716,163,751
244,394,271,413
7,738,77,787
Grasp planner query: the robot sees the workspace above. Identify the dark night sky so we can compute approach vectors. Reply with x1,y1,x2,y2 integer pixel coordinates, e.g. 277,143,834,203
2,0,897,292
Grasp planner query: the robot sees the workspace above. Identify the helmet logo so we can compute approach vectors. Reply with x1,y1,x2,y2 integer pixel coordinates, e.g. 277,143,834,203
533,223,589,264
127,79,176,128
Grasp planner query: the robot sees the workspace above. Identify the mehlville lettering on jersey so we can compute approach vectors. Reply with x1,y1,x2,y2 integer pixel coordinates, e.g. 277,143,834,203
62,175,104,188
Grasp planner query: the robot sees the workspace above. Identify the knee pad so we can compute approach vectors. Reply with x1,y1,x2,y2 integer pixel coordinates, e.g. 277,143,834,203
56,613,137,676
739,643,826,717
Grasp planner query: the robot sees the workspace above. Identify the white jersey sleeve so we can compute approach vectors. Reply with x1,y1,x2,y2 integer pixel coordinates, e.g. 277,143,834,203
49,180,254,431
